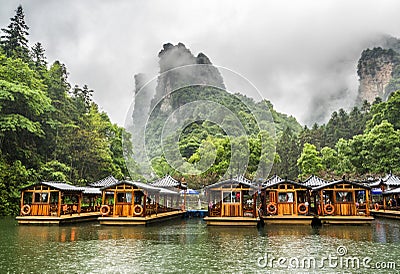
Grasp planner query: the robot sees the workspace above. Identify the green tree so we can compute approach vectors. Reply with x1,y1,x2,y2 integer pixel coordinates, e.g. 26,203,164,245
0,159,35,215
335,138,354,175
0,5,30,62
0,53,52,166
274,127,300,178
368,90,400,130
362,120,400,173
321,146,338,172
31,42,47,77
297,143,323,179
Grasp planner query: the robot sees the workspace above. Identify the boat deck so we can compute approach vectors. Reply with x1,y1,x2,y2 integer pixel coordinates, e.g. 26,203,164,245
262,215,374,225
16,212,101,225
203,216,259,226
319,215,374,225
98,210,185,225
370,209,400,219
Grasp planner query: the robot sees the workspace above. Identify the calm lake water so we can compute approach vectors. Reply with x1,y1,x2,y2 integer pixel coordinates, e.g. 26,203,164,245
1,217,400,273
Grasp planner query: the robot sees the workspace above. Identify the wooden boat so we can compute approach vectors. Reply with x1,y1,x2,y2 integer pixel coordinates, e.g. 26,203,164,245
98,180,184,225
369,173,400,211
204,175,259,226
370,174,400,219
312,178,374,225
261,175,313,224
16,181,101,225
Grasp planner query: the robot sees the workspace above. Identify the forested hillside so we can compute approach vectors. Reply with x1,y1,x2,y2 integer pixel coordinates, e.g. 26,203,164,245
0,6,133,215
296,93,400,180
1,5,400,216
129,43,303,187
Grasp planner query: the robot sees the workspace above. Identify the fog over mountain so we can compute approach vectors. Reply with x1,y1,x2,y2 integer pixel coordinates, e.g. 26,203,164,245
1,0,400,125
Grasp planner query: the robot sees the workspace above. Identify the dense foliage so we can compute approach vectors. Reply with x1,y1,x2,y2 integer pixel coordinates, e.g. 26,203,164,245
0,6,133,215
142,84,302,188
2,6,400,215
296,92,400,179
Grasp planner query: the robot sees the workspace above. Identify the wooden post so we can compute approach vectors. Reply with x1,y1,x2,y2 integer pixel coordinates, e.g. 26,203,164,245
239,189,242,217
253,192,257,217
113,190,117,216
221,191,224,217
184,191,187,211
20,191,24,216
143,193,147,217
352,190,356,216
294,190,298,215
383,195,387,210
78,193,82,215
320,190,324,216
58,191,62,217
365,189,370,216
102,190,106,205
131,188,135,217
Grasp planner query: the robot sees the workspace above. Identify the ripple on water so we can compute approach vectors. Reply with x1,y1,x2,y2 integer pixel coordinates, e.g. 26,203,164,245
0,217,400,273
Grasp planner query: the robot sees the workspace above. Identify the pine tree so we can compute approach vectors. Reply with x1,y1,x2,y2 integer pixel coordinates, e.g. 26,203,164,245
0,5,30,62
31,42,47,76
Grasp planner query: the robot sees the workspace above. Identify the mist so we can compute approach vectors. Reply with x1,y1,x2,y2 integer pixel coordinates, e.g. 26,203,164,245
1,0,400,125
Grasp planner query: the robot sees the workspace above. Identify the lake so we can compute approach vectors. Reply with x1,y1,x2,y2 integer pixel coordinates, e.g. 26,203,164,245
1,217,399,273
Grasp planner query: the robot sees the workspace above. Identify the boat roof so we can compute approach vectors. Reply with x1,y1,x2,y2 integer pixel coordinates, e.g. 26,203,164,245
159,187,180,196
383,187,400,195
312,179,371,191
150,175,180,188
205,175,257,189
88,175,118,188
262,174,283,187
302,175,329,187
101,180,161,193
262,179,312,190
369,173,400,187
80,187,101,195
20,182,83,192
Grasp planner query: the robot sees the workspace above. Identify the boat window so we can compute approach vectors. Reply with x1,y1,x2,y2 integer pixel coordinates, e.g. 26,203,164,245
23,192,33,204
117,192,134,203
134,192,143,204
126,192,132,203
222,191,240,203
34,192,49,203
336,191,353,202
278,192,293,202
50,192,58,203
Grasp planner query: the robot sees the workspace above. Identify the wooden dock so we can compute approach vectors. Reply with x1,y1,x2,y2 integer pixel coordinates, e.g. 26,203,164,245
319,216,374,225
98,210,185,225
16,212,101,225
203,216,259,226
262,215,314,225
370,209,400,219
261,215,374,225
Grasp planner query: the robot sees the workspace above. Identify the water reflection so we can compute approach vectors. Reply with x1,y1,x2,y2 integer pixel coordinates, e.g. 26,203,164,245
1,217,400,273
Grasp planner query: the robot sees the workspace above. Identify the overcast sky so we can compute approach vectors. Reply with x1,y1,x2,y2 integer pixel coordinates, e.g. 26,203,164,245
1,0,400,126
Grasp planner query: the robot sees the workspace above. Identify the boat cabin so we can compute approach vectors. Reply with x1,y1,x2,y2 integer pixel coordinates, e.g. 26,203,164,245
302,175,329,215
262,176,312,216
99,180,180,217
312,179,371,217
205,176,258,218
382,187,400,210
20,182,100,217
369,173,400,210
150,175,187,211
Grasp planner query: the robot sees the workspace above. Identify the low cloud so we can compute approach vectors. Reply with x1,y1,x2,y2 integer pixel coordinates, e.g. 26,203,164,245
1,0,400,125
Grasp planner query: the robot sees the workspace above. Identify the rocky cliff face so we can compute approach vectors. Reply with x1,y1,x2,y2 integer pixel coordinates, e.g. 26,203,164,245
152,43,225,110
357,47,399,103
